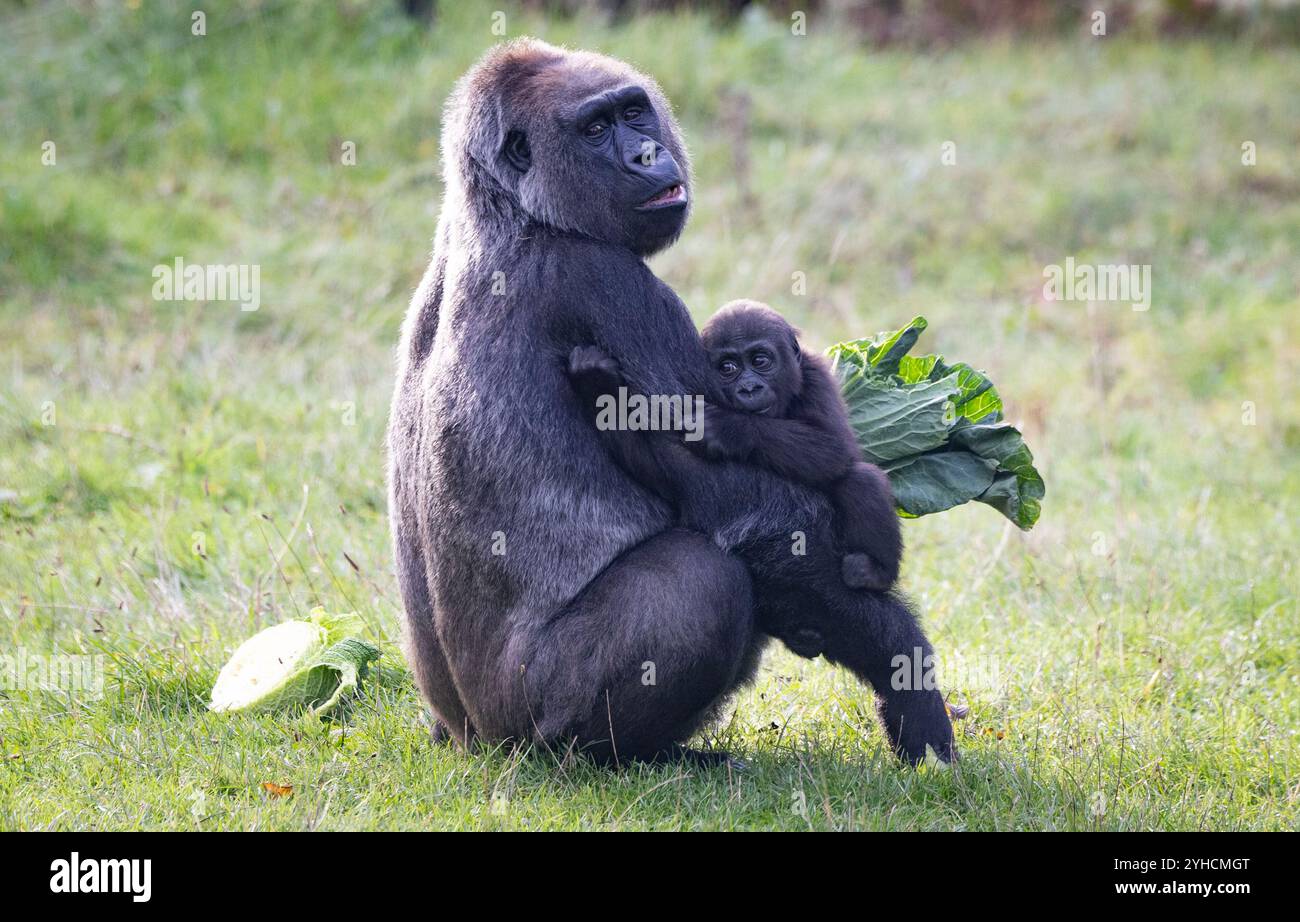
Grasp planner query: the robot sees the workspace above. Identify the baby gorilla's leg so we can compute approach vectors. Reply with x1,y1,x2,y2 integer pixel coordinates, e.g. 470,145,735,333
832,462,902,590
745,532,955,764
817,589,956,764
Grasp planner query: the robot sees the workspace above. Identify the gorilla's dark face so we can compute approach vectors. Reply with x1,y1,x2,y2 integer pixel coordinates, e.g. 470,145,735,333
702,301,803,417
570,83,688,242
483,47,692,256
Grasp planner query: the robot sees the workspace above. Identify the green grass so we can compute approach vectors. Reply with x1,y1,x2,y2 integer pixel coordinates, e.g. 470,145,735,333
2,0,1298,830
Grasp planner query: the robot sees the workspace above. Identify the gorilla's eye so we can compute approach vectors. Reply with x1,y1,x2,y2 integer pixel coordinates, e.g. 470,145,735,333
718,360,739,377
751,352,772,370
585,121,608,139
624,106,644,121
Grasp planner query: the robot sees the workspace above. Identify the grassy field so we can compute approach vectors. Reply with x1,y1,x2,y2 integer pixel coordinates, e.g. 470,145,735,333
2,0,1298,830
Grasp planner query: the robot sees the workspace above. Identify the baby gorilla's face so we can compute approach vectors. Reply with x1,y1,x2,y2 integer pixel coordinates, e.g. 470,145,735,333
708,330,798,415
702,300,804,416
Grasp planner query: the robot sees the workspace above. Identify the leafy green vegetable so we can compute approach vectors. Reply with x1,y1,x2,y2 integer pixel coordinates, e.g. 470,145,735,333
828,317,1045,529
209,608,380,717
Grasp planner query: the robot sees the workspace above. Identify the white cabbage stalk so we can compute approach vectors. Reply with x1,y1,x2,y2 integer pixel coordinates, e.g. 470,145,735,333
210,608,380,716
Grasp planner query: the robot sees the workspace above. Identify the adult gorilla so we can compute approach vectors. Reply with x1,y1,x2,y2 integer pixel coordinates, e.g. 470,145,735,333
388,39,954,765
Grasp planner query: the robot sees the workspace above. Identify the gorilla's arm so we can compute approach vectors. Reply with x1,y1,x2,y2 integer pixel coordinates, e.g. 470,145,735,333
566,270,859,505
567,345,698,506
834,461,903,589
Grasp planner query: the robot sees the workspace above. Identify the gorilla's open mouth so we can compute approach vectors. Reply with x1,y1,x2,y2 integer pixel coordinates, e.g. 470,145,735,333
638,184,688,210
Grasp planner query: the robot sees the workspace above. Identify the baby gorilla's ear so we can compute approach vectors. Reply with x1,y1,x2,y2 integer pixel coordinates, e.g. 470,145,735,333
780,328,807,402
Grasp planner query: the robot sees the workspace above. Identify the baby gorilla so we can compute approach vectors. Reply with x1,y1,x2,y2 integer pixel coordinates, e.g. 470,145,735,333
699,299,902,591
568,317,959,760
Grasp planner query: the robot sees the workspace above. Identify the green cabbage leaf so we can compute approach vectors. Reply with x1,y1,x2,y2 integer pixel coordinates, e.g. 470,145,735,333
827,317,1045,529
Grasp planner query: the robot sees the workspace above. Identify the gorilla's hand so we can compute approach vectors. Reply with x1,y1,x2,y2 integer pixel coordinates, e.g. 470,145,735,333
696,404,758,460
841,552,899,590
568,346,624,416
783,625,825,659
568,345,622,386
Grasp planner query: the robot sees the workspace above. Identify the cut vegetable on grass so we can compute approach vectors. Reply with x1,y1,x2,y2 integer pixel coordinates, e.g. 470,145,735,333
209,608,380,717
828,317,1045,529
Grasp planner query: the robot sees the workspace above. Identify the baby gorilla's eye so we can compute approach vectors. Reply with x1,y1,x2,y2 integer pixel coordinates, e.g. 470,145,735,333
718,360,739,377
751,353,772,370
585,122,607,139
623,106,644,121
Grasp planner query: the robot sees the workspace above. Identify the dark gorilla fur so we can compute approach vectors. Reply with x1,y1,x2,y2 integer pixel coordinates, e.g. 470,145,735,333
388,39,955,765
698,299,903,592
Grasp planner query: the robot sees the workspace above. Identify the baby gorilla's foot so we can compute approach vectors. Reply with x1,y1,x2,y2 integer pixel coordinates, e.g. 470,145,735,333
841,552,896,590
876,688,957,766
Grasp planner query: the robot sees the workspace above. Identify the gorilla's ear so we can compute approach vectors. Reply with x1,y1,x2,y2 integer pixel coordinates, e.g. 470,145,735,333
787,329,801,359
503,130,531,174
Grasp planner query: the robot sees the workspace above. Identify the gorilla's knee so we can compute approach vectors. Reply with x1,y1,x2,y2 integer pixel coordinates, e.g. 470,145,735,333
540,531,757,758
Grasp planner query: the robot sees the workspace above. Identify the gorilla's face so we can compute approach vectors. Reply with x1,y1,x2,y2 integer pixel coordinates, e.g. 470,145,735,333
496,56,691,256
702,301,804,417
571,83,689,250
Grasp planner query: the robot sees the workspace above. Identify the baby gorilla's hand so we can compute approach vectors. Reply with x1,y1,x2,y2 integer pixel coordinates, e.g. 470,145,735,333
783,625,825,659
841,552,899,590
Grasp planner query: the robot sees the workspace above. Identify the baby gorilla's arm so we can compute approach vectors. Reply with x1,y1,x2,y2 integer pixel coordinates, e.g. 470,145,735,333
792,352,903,589
707,413,900,589
834,462,903,590
696,405,856,485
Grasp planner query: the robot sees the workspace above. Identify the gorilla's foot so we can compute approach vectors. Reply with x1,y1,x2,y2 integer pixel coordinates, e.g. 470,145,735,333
876,688,957,766
643,744,746,771
429,718,452,745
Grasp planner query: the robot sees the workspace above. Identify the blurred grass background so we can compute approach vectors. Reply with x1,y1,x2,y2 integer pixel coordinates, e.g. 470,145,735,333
1,0,1298,829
